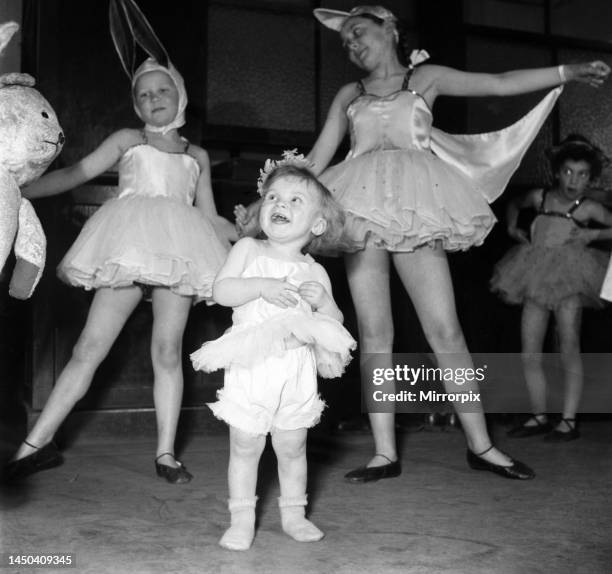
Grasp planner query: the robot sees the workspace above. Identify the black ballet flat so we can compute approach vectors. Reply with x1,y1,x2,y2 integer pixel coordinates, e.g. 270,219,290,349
507,413,552,438
544,418,580,442
2,440,64,483
467,445,535,480
155,453,193,484
344,454,401,483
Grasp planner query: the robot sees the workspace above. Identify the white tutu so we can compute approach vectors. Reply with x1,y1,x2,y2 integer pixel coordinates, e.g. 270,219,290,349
191,309,356,379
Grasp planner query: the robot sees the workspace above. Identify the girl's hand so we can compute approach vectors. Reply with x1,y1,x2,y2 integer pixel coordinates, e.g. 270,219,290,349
507,226,529,244
298,281,329,310
565,61,610,87
260,278,299,308
234,202,261,238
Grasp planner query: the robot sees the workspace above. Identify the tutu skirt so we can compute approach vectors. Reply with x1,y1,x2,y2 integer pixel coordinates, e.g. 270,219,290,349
320,148,496,253
491,241,608,309
58,194,229,303
191,310,356,379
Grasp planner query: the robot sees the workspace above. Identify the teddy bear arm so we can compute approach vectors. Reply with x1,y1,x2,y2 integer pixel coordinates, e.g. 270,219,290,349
9,197,46,299
0,171,21,274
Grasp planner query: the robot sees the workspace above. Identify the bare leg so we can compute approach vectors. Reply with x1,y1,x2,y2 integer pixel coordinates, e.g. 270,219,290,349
220,426,266,551
13,287,142,461
520,299,551,425
272,428,323,542
392,244,512,466
150,288,192,468
344,249,396,468
553,297,583,431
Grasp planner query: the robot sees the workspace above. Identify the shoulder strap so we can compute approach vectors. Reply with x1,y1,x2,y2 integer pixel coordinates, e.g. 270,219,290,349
402,67,414,91
568,196,585,215
538,189,548,212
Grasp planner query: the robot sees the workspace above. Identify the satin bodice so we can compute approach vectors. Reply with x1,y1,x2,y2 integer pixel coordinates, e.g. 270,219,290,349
117,144,200,205
347,91,432,159
531,194,586,247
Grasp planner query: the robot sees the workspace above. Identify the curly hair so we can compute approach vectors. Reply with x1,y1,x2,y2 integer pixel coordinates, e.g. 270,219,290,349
260,165,345,254
547,133,609,181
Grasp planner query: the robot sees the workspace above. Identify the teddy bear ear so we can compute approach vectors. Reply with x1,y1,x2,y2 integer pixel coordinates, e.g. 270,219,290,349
0,72,35,88
0,21,19,57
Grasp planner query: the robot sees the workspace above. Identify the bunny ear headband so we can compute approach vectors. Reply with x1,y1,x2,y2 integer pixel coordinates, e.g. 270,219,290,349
109,0,187,134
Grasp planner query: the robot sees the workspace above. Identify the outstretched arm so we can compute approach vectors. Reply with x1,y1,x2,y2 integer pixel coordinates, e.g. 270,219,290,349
419,60,609,103
213,237,298,308
21,128,137,199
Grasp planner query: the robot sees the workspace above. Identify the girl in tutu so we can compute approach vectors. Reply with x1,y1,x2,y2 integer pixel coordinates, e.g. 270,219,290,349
192,157,355,550
4,7,235,483
492,135,612,441
238,4,609,481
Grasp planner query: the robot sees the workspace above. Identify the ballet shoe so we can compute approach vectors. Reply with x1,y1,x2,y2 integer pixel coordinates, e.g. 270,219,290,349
466,445,535,480
155,453,193,484
344,454,401,483
544,418,580,442
507,413,552,438
2,441,63,483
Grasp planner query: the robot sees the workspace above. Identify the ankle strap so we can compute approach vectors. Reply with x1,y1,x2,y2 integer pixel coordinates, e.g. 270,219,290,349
155,452,175,462
24,439,40,450
373,453,395,464
473,444,494,457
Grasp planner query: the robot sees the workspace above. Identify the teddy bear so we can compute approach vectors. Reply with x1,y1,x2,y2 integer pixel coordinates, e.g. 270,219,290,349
0,21,64,299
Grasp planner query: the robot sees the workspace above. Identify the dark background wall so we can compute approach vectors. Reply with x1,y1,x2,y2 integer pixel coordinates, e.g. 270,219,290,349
2,0,612,427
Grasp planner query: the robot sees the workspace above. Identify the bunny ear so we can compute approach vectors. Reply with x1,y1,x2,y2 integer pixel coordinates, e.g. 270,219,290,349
0,22,19,58
109,0,168,78
109,0,136,78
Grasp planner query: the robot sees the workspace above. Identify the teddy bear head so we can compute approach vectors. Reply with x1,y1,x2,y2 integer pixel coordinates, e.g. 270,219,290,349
0,22,63,187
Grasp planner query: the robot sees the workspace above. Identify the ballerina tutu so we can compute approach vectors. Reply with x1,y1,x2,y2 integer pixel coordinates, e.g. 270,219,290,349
191,308,356,379
491,238,607,309
320,148,495,253
59,194,228,302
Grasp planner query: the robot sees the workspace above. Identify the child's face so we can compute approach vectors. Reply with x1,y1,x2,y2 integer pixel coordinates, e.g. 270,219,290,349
340,16,392,71
557,159,591,199
133,71,179,127
259,176,327,247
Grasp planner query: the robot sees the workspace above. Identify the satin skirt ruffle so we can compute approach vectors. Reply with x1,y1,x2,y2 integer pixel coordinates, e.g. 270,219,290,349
319,149,496,253
58,195,230,303
191,310,356,379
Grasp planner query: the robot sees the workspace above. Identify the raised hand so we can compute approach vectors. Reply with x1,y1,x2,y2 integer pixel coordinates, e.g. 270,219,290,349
234,202,261,238
565,60,610,88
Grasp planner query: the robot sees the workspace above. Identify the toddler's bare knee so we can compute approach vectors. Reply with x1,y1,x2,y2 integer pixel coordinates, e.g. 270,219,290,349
271,432,306,460
230,431,265,458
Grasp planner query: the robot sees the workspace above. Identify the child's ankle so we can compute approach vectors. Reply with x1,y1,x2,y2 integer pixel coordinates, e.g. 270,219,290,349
278,495,324,543
219,497,258,551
